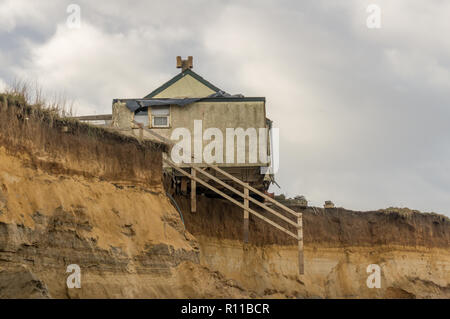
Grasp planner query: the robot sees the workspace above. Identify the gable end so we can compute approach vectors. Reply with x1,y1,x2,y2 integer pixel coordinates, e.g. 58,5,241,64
144,69,222,98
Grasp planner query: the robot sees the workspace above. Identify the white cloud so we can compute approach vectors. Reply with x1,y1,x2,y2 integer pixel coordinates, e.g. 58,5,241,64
15,22,179,113
0,0,61,32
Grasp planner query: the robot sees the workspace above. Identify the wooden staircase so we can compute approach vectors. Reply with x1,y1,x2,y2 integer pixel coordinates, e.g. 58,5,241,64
133,121,304,275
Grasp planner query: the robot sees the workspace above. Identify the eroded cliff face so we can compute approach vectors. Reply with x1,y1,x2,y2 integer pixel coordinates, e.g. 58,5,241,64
0,148,255,298
2,147,448,299
175,196,450,299
0,94,448,298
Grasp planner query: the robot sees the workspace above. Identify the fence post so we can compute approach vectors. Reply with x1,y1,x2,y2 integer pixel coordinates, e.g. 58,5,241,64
297,213,304,275
243,185,249,243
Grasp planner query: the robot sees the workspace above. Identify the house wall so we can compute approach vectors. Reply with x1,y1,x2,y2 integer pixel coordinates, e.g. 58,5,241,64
152,100,268,166
153,74,216,98
111,100,269,167
112,102,134,129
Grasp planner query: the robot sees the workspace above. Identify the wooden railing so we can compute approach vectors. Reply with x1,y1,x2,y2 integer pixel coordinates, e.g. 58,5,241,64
132,121,304,274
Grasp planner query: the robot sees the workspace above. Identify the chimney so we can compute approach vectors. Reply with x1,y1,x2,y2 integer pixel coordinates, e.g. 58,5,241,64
176,56,193,72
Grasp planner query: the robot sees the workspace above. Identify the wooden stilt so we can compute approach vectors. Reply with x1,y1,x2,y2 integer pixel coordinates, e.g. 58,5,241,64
297,213,304,275
164,158,298,239
181,177,187,195
191,168,196,213
243,185,249,243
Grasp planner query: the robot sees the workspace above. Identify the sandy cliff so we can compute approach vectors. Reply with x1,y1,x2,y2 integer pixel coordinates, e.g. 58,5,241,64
0,147,249,298
0,93,448,298
176,196,449,298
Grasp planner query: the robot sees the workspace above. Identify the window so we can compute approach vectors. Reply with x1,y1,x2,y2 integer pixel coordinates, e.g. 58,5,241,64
153,116,168,127
151,106,170,128
134,110,149,127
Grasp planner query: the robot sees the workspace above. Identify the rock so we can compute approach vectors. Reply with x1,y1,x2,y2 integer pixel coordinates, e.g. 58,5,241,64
0,265,51,298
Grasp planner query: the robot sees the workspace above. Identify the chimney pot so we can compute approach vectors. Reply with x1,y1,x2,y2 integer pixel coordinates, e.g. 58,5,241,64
176,56,193,71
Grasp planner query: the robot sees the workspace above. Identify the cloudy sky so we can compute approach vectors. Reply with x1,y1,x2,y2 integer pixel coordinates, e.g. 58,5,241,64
1,0,449,215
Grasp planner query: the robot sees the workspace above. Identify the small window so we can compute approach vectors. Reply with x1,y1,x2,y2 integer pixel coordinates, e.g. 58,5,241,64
151,106,170,128
134,110,149,127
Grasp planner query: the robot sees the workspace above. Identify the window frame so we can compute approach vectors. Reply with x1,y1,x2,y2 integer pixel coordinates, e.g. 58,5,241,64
150,105,171,128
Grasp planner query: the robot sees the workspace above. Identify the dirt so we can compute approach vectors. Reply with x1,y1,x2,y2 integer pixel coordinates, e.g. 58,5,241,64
175,195,450,298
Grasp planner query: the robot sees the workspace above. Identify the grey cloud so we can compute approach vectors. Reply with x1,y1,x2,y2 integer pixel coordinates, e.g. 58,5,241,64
0,0,448,215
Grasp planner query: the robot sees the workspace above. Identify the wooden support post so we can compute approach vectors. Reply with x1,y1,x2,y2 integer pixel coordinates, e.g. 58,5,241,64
243,185,249,243
164,158,298,239
181,177,188,195
191,168,196,213
297,213,304,275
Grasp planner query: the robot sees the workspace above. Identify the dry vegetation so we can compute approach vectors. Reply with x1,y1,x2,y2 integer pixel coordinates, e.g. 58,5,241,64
0,83,166,186
377,206,449,222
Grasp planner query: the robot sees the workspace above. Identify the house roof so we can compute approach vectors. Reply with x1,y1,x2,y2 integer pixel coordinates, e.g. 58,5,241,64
113,95,266,113
144,69,222,98
113,67,265,112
